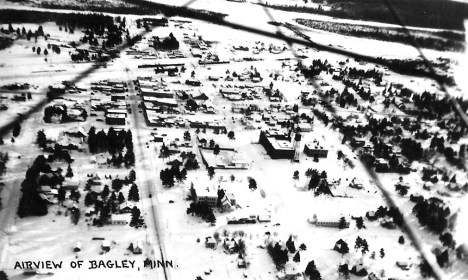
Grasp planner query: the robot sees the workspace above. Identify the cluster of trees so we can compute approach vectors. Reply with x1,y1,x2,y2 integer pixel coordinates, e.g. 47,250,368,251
354,236,370,255
412,197,450,234
85,176,139,227
267,242,289,270
166,151,200,171
299,59,329,78
186,201,216,224
312,109,329,127
88,127,135,167
370,205,404,227
32,46,49,55
45,144,74,163
400,138,424,161
306,169,333,197
295,18,463,51
1,24,49,43
17,156,51,217
267,236,303,270
47,43,61,54
153,33,179,50
160,165,187,187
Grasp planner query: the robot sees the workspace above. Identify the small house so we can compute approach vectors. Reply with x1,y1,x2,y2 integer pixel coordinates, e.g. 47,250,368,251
351,264,368,276
333,239,348,254
74,242,82,252
111,214,129,225
205,237,216,249
396,261,410,270
381,217,396,229
349,178,364,189
257,215,271,222
132,241,143,254
119,202,135,214
366,211,377,221
102,240,111,252
63,180,79,190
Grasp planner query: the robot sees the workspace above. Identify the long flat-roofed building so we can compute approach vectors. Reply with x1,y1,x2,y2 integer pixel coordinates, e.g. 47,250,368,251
259,130,294,159
106,113,126,125
304,141,328,158
143,96,178,107
141,88,175,98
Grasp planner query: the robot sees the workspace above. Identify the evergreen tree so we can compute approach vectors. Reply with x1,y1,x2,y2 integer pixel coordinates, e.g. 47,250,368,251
355,236,363,251
308,169,320,190
12,123,21,137
130,206,141,227
419,260,434,278
57,186,66,205
338,264,349,279
436,250,449,268
101,185,110,199
36,130,47,148
70,208,80,225
361,239,369,255
248,178,257,191
305,261,321,280
380,248,385,258
293,170,299,181
214,144,220,155
286,235,296,253
398,235,405,245
112,179,123,192
356,217,366,229
439,232,455,248
128,170,136,182
84,192,94,206
128,183,140,202
0,270,8,280
178,168,187,185
65,164,73,178
124,150,135,167
118,192,125,204
293,251,300,262
228,131,235,140
207,166,215,180
338,217,347,230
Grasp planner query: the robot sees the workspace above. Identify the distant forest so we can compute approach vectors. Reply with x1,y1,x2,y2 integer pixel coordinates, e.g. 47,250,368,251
260,0,468,31
29,0,227,23
294,19,466,52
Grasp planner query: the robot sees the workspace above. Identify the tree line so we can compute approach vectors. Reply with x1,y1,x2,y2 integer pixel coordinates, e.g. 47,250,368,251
88,127,135,167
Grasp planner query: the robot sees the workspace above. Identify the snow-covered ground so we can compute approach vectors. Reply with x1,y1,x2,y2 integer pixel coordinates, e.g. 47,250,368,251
0,2,466,280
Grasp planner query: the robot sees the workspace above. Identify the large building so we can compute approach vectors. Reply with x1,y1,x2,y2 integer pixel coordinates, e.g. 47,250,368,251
304,141,328,158
141,88,175,98
106,113,126,125
259,130,295,159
